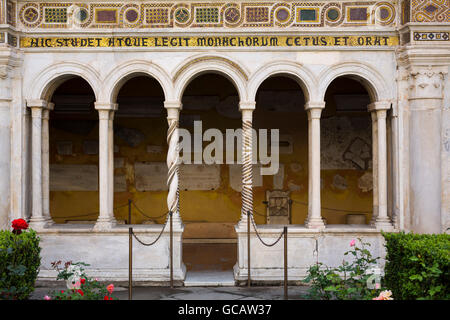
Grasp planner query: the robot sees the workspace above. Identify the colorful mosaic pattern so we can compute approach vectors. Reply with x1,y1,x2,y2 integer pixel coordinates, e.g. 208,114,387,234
15,1,407,29
410,0,450,22
44,8,67,23
414,31,450,40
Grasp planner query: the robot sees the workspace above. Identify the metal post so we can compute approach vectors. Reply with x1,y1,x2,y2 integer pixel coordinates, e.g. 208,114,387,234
247,210,251,287
170,210,173,288
128,227,132,300
284,226,288,300
128,199,132,225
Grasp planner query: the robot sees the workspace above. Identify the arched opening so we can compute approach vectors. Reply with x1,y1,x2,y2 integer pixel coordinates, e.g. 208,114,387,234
113,75,167,224
48,76,98,223
253,75,308,225
321,76,374,225
180,73,240,274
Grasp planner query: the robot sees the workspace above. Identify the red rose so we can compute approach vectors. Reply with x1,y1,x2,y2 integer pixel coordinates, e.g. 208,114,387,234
12,219,28,233
77,289,84,296
103,295,110,300
80,278,86,284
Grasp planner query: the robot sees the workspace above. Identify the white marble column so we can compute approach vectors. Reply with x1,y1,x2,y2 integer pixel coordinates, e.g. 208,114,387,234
42,102,54,224
368,101,393,230
408,67,446,234
369,109,379,225
27,99,47,229
94,103,117,230
164,101,182,226
238,101,255,227
305,102,325,229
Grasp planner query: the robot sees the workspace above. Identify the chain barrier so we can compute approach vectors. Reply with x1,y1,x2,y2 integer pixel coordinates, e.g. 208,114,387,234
130,216,168,246
250,211,285,247
56,203,129,219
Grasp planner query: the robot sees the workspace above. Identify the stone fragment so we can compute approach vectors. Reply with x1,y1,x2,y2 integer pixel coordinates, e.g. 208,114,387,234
114,173,127,192
358,171,373,192
50,164,98,191
332,174,348,190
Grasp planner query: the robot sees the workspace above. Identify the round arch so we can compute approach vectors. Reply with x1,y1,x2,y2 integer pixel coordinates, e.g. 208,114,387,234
172,55,249,102
27,61,101,102
100,60,172,103
248,60,317,103
317,62,393,103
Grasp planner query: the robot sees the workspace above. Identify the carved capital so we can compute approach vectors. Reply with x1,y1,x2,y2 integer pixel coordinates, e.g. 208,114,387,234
94,102,118,111
26,99,47,109
367,101,391,112
408,66,447,100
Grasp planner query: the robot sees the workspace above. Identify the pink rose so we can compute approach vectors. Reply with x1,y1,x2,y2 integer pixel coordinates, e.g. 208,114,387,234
107,284,114,294
44,295,51,300
350,239,356,247
375,283,381,289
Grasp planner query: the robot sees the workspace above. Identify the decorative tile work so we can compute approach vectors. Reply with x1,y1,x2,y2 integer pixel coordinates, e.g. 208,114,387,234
146,8,169,24
7,33,17,47
246,7,269,23
44,8,67,23
348,7,368,21
95,9,117,23
196,7,219,23
413,31,450,41
16,1,400,29
411,0,450,22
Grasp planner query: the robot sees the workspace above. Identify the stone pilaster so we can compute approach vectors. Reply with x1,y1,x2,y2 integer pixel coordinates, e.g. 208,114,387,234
408,67,447,234
305,102,325,229
42,102,54,225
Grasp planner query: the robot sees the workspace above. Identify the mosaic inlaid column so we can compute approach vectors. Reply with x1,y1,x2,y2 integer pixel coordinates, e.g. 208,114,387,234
238,102,255,227
369,109,379,225
408,67,446,233
165,101,182,225
27,99,47,229
369,101,392,230
305,102,325,229
42,102,54,225
94,103,117,230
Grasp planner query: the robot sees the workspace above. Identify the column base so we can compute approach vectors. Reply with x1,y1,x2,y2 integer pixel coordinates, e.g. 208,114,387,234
305,217,325,229
29,218,50,230
374,218,394,231
93,218,117,231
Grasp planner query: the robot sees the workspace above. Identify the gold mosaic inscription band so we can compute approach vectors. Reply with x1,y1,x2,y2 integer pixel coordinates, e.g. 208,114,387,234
20,35,399,48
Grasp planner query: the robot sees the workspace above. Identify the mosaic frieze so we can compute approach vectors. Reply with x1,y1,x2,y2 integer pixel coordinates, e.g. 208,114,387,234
15,1,399,29
410,0,450,22
7,0,16,26
413,31,450,40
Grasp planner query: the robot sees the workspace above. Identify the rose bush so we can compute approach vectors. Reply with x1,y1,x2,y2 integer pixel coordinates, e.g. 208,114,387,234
48,261,116,300
0,219,41,299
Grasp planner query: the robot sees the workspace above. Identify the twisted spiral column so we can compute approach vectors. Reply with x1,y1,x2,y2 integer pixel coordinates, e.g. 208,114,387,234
239,102,255,227
165,101,182,225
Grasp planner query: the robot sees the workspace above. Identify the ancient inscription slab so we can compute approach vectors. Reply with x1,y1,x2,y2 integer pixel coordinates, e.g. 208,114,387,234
114,173,127,192
134,162,167,191
50,164,98,191
229,164,263,192
179,164,220,190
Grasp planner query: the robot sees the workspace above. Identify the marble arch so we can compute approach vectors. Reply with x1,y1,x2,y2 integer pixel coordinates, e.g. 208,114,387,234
100,60,172,103
247,60,317,103
172,54,249,102
317,62,393,103
27,61,101,102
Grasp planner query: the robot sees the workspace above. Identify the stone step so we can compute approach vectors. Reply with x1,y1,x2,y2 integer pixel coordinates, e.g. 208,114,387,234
184,271,235,287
